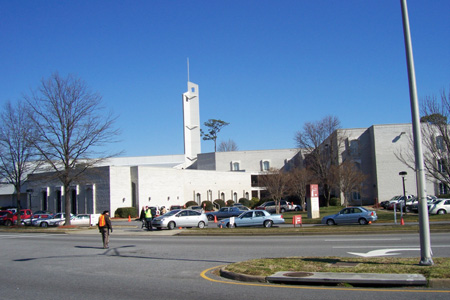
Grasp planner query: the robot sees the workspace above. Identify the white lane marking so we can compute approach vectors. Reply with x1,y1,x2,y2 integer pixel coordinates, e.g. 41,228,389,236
334,245,450,248
348,248,419,257
325,238,399,242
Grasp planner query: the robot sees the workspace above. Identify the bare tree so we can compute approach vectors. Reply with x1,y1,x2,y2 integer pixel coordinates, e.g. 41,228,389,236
25,72,121,225
396,87,450,192
217,139,238,152
0,100,41,225
295,115,342,206
258,168,290,214
201,119,229,152
337,160,367,206
287,167,311,210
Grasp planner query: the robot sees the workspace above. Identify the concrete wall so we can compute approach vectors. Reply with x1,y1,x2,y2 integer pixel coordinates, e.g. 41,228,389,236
109,166,132,216
136,166,252,209
197,149,299,173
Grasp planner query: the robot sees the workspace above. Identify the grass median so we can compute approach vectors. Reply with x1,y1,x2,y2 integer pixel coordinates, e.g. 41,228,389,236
223,256,450,280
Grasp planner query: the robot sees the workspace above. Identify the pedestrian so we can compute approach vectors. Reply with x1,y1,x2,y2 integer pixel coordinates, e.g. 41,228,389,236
140,206,146,228
161,206,167,215
145,206,153,231
98,210,113,248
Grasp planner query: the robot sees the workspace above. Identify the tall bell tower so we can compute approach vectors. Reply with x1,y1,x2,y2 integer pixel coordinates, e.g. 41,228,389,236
182,80,201,164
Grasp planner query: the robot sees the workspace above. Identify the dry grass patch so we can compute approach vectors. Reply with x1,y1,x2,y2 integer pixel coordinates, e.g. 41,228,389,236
224,257,450,279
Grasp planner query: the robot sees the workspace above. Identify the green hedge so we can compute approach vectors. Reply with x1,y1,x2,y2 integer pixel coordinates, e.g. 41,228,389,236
238,198,251,207
201,201,214,211
185,201,198,207
213,199,226,208
226,200,234,206
114,207,138,218
330,198,341,206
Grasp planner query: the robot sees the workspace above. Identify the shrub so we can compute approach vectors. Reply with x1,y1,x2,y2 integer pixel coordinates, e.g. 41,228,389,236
438,194,450,199
250,197,260,208
185,201,198,208
201,201,214,211
226,200,234,206
330,198,341,206
238,198,251,207
114,207,138,218
213,199,226,209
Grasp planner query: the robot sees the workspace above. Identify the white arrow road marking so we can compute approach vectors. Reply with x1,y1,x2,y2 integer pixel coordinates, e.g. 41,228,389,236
348,248,420,257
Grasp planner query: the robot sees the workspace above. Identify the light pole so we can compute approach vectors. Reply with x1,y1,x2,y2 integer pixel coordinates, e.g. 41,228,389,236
400,0,433,265
399,171,407,221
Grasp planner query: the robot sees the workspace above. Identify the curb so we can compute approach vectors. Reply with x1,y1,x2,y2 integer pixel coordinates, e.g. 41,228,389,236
219,267,450,289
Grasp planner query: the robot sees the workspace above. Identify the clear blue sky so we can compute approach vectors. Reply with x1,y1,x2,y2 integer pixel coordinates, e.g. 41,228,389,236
1,0,449,157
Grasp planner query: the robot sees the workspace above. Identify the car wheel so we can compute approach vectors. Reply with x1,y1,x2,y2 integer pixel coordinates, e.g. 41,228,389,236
358,218,368,225
280,208,286,213
198,221,205,228
156,227,162,230
326,219,335,226
5,220,12,227
437,209,447,215
207,215,214,221
40,222,48,228
167,221,175,230
226,223,234,228
294,207,300,211
263,220,273,228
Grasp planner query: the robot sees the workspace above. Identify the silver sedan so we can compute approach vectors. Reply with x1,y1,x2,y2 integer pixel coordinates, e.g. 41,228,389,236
151,209,208,230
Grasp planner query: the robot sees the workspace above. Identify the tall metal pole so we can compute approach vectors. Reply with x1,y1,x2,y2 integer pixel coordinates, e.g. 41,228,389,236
400,0,433,265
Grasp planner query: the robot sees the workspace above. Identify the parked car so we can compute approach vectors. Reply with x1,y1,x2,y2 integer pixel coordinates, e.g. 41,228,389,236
149,206,160,217
255,200,292,213
380,196,401,209
217,210,285,228
321,207,377,225
0,210,11,218
32,216,65,227
205,206,245,221
169,205,182,211
151,209,208,230
187,205,204,213
410,196,438,213
33,210,53,218
428,199,450,215
23,211,55,225
387,195,416,211
70,214,92,226
0,209,32,226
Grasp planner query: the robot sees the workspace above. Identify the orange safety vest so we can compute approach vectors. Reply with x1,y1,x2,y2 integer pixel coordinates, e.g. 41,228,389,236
99,215,106,227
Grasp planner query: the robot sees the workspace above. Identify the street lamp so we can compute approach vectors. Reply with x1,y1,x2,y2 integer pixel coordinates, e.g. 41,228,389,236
399,171,407,222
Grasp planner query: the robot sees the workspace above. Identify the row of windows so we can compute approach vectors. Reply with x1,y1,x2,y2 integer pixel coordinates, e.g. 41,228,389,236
231,160,270,171
195,192,250,203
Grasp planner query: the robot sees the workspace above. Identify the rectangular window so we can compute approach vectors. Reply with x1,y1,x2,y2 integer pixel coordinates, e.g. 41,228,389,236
439,183,448,195
436,136,445,151
438,159,446,172
352,191,361,200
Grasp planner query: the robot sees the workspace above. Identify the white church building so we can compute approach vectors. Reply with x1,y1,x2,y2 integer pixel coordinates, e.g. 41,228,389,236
0,80,442,214
13,81,300,215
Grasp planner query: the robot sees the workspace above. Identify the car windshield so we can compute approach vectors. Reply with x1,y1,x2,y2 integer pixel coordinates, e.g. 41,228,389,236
164,210,180,216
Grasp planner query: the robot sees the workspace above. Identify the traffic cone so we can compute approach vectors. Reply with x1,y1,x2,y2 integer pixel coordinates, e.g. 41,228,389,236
179,226,182,229
128,215,131,222
214,215,217,223
400,218,404,225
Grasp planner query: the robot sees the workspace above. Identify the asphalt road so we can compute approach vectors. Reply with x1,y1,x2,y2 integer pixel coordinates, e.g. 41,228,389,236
1,232,449,300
